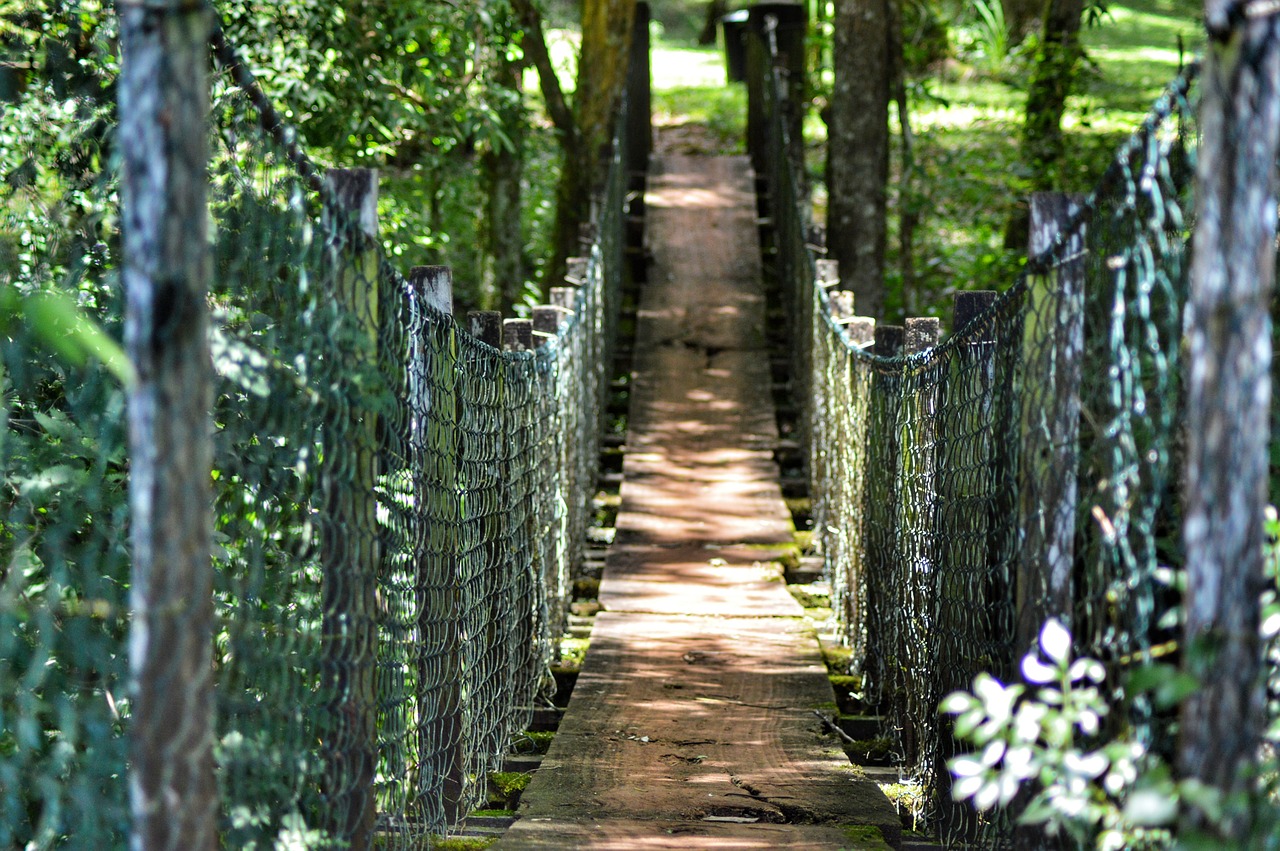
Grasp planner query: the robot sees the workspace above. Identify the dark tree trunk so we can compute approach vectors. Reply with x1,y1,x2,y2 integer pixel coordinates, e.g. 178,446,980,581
482,51,526,314
828,0,890,318
1178,1,1280,841
550,0,636,285
699,0,729,45
118,1,217,849
512,0,634,290
1004,0,1043,46
1021,0,1085,189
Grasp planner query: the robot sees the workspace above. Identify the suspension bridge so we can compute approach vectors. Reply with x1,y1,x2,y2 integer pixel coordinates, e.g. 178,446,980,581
3,3,1262,851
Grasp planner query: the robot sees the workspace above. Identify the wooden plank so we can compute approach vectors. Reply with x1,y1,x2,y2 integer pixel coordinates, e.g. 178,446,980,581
502,614,901,844
601,545,802,617
498,155,900,849
501,818,893,848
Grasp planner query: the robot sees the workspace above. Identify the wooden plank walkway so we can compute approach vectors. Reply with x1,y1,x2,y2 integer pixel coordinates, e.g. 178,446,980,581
494,156,902,849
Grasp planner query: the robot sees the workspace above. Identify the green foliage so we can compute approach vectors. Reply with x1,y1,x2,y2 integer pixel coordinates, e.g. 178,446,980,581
945,615,1280,849
0,9,132,843
215,0,555,309
955,0,1011,76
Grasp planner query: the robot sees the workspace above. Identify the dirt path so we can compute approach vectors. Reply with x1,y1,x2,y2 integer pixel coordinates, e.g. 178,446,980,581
494,155,901,849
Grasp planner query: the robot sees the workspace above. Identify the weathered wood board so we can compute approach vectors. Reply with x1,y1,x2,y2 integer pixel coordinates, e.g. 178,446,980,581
495,155,901,849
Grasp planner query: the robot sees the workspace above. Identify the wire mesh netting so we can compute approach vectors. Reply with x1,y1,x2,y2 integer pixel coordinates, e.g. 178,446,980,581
749,18,1199,847
1,15,628,848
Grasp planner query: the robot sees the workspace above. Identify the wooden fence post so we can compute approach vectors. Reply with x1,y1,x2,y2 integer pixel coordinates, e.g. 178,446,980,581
468,310,503,348
838,314,874,657
119,2,217,848
504,319,534,352
1179,12,1280,831
533,304,572,347
933,290,998,843
627,1,652,181
550,286,579,311
1016,193,1085,657
862,324,903,709
316,168,382,848
411,265,469,827
895,317,940,769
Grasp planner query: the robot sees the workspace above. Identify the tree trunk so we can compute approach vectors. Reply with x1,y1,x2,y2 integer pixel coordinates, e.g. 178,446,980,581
1178,1,1280,840
828,0,890,318
1003,0,1043,46
699,0,728,45
1021,0,1084,190
118,2,217,849
548,0,636,285
482,50,526,314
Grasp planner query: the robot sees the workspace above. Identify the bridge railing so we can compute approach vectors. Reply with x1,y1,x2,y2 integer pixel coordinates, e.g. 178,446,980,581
747,16,1201,844
0,18,637,851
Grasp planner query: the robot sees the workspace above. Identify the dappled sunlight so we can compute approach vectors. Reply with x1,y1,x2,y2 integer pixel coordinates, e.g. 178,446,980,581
647,177,746,210
651,45,729,91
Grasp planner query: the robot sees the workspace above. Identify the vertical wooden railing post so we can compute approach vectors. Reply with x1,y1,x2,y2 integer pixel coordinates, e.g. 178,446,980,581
550,286,579,311
533,305,571,348
503,319,534,352
626,1,652,181
1016,193,1085,657
468,309,512,754
934,290,998,843
119,2,217,848
468,310,503,348
411,265,468,827
895,317,940,769
317,168,382,849
838,311,875,660
862,324,903,709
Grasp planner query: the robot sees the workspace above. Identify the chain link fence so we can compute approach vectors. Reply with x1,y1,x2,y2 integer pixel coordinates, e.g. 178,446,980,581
748,15,1201,846
1,11,629,848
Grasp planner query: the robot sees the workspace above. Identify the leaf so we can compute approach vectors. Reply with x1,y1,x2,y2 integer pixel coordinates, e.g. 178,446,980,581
1039,618,1071,664
1067,658,1105,684
1122,788,1177,826
21,290,136,388
14,463,88,498
940,691,975,715
1153,672,1200,708
1021,653,1057,684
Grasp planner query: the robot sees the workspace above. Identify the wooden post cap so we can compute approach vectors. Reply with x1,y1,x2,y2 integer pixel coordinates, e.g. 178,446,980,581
533,305,572,338
566,257,589,285
410,266,453,316
550,287,578,310
503,318,533,352
468,310,502,348
846,316,875,347
816,258,840,288
873,324,904,357
953,291,998,342
905,317,941,354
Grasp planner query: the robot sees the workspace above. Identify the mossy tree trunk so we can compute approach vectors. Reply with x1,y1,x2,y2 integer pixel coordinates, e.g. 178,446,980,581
828,0,891,318
1021,0,1085,190
482,44,526,314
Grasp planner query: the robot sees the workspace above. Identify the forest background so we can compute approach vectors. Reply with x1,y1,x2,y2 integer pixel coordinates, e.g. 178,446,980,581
1,0,1201,337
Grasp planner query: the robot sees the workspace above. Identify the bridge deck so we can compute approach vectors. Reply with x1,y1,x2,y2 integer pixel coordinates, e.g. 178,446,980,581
495,155,901,849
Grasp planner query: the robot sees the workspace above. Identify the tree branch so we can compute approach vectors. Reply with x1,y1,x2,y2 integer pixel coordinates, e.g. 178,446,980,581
511,0,577,146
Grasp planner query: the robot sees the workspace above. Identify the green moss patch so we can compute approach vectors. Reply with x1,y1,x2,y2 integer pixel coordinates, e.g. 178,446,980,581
839,824,892,850
427,838,497,851
511,730,555,755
